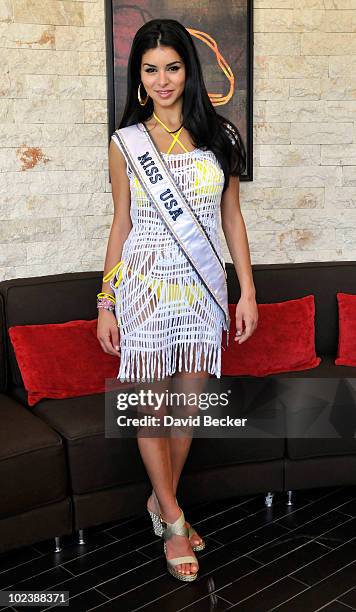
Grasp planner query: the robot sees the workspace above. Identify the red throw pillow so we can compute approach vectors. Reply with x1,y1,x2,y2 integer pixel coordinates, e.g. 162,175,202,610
221,295,321,376
335,292,356,367
8,319,120,406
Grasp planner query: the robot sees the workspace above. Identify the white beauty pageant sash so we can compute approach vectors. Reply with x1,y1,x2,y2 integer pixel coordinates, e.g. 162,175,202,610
113,123,230,343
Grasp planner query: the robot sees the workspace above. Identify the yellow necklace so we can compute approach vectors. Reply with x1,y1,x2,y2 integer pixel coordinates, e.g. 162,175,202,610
151,112,207,185
153,111,190,155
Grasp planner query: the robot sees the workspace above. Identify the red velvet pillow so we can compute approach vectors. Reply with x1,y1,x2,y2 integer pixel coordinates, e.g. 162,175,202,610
335,292,356,367
8,319,120,406
221,295,321,376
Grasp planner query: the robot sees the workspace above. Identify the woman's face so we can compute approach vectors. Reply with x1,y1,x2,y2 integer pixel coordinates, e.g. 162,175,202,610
140,45,186,110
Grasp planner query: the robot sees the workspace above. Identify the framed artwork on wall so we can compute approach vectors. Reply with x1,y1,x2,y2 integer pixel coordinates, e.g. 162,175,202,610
105,0,253,180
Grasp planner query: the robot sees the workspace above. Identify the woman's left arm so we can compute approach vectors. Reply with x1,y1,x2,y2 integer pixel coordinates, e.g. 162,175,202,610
221,175,259,344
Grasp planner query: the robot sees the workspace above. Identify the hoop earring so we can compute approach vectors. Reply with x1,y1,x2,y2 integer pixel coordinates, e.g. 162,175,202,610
138,82,149,106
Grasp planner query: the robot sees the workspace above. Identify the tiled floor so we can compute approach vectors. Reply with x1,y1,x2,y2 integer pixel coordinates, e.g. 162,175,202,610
2,486,356,611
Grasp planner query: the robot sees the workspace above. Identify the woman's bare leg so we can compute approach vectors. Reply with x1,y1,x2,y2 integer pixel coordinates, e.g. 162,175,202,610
148,344,210,548
136,356,198,576
169,349,210,547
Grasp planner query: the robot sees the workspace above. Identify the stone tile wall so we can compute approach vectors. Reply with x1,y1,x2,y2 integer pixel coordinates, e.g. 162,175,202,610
1,1,355,279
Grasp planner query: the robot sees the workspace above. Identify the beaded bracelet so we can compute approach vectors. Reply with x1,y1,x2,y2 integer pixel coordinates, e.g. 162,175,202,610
97,297,115,312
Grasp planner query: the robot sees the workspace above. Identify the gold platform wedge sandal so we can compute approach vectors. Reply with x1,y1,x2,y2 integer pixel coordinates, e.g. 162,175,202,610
147,494,205,552
160,510,199,582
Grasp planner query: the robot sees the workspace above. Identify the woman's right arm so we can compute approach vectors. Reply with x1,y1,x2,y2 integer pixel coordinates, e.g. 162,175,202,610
97,138,132,356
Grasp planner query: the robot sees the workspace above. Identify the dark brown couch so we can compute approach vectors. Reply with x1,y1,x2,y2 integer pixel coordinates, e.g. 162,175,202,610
1,260,356,554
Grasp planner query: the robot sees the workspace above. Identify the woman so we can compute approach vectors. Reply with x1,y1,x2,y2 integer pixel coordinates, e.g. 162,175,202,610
97,19,258,582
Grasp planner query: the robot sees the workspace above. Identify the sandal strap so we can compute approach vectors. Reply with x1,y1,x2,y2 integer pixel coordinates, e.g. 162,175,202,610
167,555,198,567
161,510,188,540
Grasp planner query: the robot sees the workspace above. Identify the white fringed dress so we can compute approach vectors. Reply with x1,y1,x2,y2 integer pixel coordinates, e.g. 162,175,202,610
110,129,228,382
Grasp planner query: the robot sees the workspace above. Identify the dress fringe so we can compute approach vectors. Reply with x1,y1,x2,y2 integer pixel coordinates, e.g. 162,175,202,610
118,340,222,383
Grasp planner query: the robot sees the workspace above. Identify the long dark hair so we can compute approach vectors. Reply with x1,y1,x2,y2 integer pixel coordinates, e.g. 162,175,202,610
118,18,246,192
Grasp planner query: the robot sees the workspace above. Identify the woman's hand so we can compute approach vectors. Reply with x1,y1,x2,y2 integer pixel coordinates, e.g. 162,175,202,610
234,294,258,344
97,309,121,356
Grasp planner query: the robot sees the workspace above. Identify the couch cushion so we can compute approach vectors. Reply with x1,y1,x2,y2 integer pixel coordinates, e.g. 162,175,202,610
287,438,356,461
335,292,356,367
279,372,356,459
222,296,320,376
0,271,102,389
8,318,119,406
0,394,68,518
226,260,356,357
31,393,148,494
184,437,285,472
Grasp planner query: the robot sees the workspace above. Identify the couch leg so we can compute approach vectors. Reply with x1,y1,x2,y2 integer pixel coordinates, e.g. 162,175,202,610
287,490,293,506
265,492,274,507
54,537,62,553
78,529,86,545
